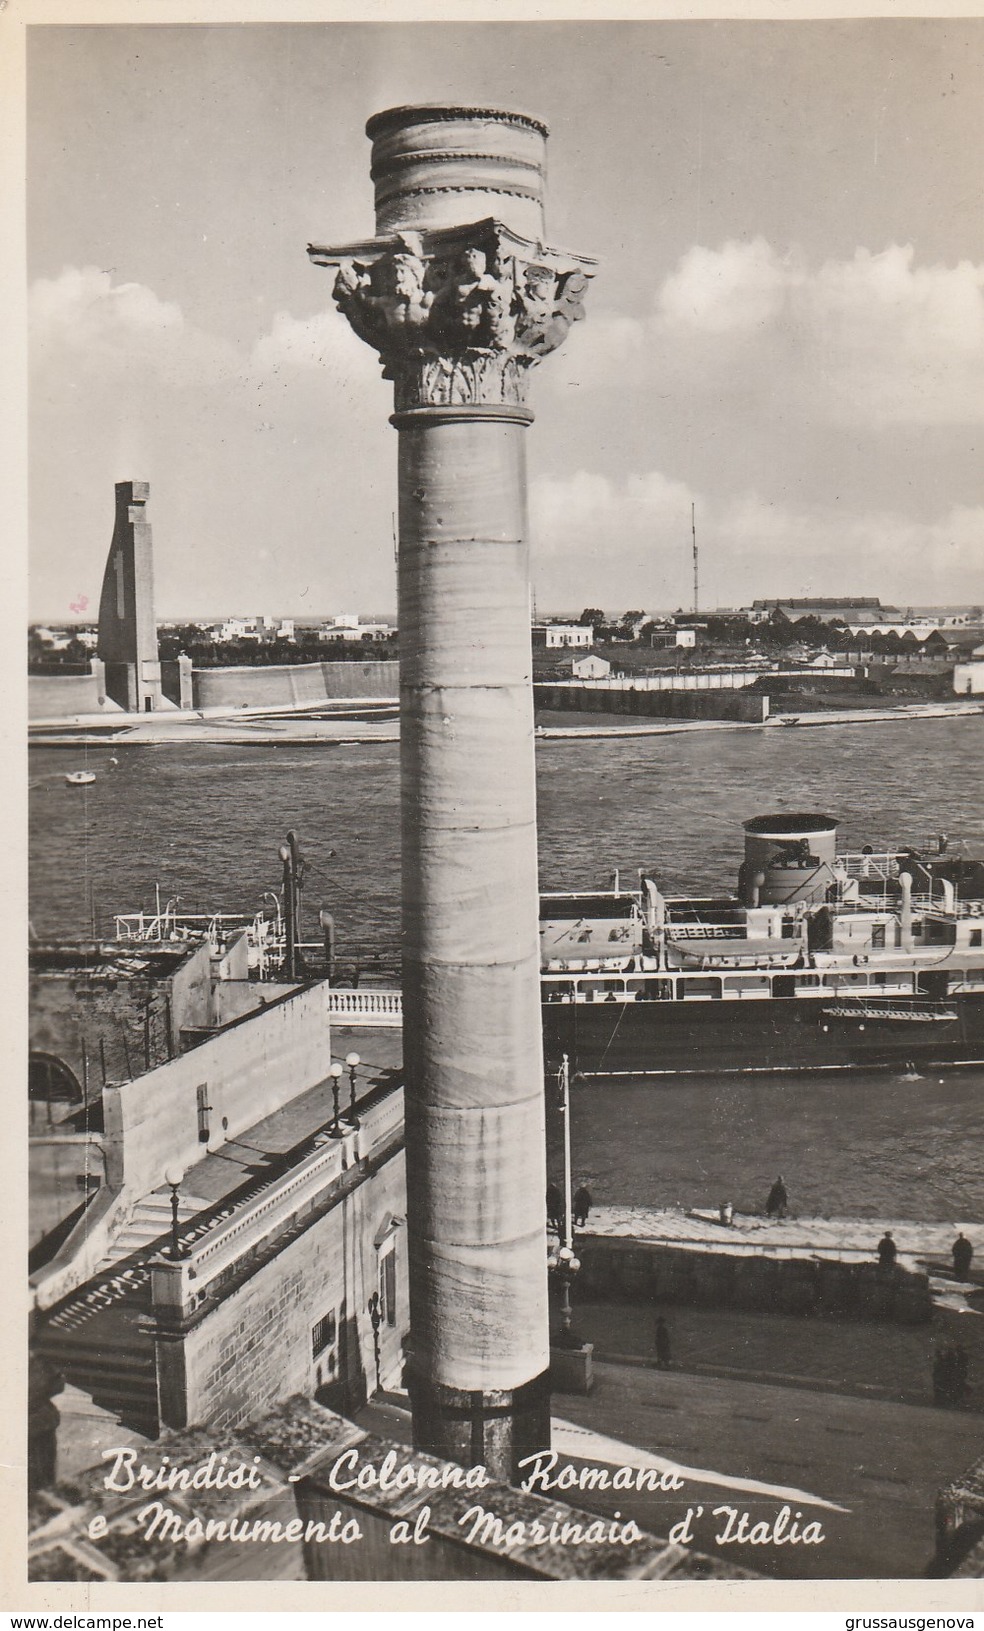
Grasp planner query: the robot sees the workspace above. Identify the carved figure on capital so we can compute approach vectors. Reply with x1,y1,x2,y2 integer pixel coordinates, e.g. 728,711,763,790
332,238,432,356
429,247,516,352
514,265,589,358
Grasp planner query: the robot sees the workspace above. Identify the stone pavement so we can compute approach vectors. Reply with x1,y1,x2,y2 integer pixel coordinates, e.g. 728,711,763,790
567,1298,984,1412
358,1366,983,1580
556,1360,982,1579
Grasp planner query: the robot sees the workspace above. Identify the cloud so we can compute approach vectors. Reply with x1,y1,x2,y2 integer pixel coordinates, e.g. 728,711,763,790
251,308,373,379
656,238,789,334
530,466,984,608
30,265,240,387
548,241,984,428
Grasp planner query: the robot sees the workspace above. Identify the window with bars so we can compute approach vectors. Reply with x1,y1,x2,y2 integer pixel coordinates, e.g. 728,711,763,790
379,1245,397,1328
311,1309,337,1360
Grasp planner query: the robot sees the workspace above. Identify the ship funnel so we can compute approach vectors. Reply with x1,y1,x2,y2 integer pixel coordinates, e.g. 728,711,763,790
742,813,839,906
899,870,914,950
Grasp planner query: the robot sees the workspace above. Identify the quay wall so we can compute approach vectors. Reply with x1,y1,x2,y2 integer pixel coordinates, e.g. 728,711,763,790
575,1234,933,1324
28,670,119,720
535,684,768,723
191,660,399,711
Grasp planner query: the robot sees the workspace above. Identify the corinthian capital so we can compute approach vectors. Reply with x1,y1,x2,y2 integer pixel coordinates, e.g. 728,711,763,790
309,219,594,412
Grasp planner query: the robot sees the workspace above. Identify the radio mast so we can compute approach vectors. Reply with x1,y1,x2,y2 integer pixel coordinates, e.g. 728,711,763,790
691,502,699,616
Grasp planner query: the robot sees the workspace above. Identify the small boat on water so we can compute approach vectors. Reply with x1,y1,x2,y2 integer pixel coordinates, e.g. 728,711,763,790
64,771,96,786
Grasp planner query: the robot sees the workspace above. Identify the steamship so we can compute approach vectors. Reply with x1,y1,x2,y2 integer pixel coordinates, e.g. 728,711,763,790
539,814,984,1077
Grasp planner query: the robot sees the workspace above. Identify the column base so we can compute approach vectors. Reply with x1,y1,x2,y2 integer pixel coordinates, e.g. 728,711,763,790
407,1365,551,1485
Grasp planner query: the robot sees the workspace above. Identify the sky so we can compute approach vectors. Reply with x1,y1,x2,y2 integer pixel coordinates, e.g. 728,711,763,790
27,18,984,621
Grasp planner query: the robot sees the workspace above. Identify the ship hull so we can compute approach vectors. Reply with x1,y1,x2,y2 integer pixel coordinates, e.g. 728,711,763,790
541,991,984,1077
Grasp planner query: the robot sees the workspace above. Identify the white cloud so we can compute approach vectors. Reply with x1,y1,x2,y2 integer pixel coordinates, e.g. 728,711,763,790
531,466,984,608
548,242,984,428
656,238,789,334
251,308,372,379
30,265,240,387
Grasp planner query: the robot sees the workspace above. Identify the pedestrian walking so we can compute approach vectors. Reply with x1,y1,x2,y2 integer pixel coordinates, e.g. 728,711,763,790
877,1230,897,1270
573,1184,592,1228
546,1183,563,1235
654,1315,672,1370
765,1176,788,1219
952,1232,974,1279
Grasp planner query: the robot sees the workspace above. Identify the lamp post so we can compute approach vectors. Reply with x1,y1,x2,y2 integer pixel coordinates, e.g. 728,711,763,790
328,1062,344,1138
550,1055,581,1347
345,1051,361,1126
368,1290,382,1394
164,1164,185,1260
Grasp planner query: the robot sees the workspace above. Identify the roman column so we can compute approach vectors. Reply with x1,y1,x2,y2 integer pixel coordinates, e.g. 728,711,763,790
309,105,593,1480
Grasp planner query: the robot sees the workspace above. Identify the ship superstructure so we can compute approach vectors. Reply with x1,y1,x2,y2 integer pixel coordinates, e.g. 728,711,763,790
540,814,984,1075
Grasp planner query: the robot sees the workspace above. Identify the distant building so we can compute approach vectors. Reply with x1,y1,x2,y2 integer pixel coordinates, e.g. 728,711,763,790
954,646,984,695
532,623,593,649
748,598,884,625
30,940,408,1449
572,654,611,679
319,618,392,642
651,628,696,649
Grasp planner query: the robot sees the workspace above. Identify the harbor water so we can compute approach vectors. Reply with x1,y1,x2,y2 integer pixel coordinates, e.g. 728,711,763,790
29,715,984,1222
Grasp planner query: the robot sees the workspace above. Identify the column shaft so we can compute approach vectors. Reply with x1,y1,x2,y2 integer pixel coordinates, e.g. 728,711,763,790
396,409,550,1477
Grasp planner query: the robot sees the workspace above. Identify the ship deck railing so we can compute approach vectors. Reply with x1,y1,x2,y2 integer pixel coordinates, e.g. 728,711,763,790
112,908,332,980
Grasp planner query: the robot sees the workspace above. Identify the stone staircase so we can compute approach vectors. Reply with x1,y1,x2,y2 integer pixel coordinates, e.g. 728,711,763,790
96,1188,205,1273
35,1188,209,1440
36,1280,160,1438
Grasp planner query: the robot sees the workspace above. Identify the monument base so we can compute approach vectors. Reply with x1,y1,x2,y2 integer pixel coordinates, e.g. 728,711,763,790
407,1366,552,1484
550,1342,594,1395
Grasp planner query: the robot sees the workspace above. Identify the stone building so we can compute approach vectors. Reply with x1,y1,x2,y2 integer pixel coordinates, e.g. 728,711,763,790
30,939,408,1467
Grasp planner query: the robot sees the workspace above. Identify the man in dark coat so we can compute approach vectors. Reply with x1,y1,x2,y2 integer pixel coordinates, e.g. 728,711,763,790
952,1233,974,1279
877,1230,897,1270
654,1316,672,1369
766,1176,788,1219
573,1185,592,1228
546,1183,563,1236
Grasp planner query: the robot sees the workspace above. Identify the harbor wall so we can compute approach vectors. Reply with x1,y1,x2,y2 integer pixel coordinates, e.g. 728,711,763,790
534,684,768,723
28,668,120,720
575,1234,933,1324
191,660,399,711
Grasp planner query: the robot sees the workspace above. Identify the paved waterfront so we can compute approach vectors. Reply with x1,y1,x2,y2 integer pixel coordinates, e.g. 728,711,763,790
566,1298,984,1413
359,1368,981,1579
